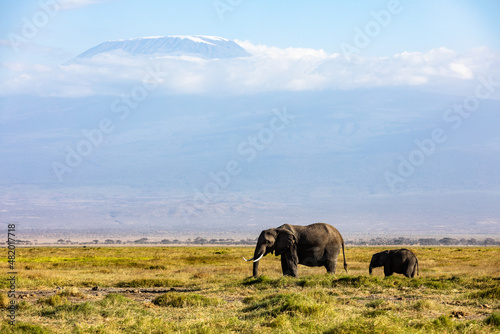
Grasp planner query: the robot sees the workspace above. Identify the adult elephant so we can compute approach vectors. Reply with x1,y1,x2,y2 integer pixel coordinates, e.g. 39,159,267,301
369,249,419,278
243,223,348,277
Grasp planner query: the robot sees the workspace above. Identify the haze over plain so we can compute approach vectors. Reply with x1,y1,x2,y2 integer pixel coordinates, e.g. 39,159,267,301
1,0,499,237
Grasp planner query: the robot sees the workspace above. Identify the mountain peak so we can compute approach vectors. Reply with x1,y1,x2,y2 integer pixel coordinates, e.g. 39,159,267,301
72,35,249,61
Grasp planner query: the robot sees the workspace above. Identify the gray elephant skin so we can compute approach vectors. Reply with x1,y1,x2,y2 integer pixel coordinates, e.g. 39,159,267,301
244,223,348,277
369,249,419,278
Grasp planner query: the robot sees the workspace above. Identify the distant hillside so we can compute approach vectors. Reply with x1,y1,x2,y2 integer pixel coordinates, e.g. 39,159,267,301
70,35,250,62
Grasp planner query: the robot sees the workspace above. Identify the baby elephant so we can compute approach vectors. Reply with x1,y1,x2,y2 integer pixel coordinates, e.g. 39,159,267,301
369,249,419,278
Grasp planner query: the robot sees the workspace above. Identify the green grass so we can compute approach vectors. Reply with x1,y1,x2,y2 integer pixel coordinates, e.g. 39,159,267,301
0,246,498,333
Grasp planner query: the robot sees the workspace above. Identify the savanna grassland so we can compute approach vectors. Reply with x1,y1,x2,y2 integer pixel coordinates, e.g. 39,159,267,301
1,246,499,333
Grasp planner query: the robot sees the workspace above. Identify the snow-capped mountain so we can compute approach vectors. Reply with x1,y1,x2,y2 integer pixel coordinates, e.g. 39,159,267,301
72,35,250,60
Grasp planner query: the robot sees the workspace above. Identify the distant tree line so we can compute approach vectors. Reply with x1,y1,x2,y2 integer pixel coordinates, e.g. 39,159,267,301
346,237,499,246
12,236,500,246
59,237,259,245
159,237,258,245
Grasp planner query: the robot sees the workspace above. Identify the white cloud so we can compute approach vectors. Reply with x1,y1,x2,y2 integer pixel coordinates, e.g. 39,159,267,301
236,40,331,60
450,63,474,79
3,62,51,73
1,44,499,97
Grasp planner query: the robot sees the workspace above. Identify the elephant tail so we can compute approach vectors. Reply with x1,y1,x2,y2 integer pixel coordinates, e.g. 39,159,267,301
416,259,419,276
342,240,348,274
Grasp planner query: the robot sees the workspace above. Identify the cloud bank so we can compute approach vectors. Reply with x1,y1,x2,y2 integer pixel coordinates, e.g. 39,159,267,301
1,42,499,97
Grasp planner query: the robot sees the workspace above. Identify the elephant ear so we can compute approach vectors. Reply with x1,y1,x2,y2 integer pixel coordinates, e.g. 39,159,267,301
274,229,296,256
379,250,389,262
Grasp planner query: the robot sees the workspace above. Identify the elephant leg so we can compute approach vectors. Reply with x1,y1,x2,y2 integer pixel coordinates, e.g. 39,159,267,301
384,265,393,277
281,255,298,277
281,255,289,275
324,248,340,274
408,263,416,278
325,258,338,274
403,264,411,278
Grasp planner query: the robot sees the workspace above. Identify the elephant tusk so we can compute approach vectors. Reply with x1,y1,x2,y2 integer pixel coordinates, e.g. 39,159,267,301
253,253,264,262
243,257,254,262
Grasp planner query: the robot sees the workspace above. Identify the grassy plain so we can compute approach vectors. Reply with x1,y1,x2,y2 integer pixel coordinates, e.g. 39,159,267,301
1,246,499,333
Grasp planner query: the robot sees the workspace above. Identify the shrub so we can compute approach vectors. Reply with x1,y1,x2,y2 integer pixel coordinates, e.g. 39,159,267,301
40,301,97,319
1,322,50,334
412,299,437,311
364,309,388,318
147,265,166,270
37,294,68,307
116,278,184,288
485,313,500,327
469,286,500,299
241,275,274,286
57,287,85,298
325,316,403,334
242,292,323,317
99,293,133,307
0,293,9,308
365,299,386,309
334,275,375,288
432,315,454,329
153,292,222,308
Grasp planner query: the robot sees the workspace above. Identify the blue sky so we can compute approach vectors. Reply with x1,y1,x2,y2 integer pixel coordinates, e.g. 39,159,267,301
1,0,500,65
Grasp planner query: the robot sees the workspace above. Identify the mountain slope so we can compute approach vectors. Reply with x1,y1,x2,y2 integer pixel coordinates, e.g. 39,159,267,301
72,35,250,60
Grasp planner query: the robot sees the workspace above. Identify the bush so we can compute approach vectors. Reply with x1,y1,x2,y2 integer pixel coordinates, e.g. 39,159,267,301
241,275,273,286
365,299,386,309
334,275,376,288
411,299,437,311
242,292,324,317
57,287,84,298
0,293,9,308
469,286,500,299
1,322,50,334
432,315,454,329
99,293,133,307
325,316,403,334
116,278,184,288
485,313,500,327
40,301,97,318
153,292,222,308
38,295,68,307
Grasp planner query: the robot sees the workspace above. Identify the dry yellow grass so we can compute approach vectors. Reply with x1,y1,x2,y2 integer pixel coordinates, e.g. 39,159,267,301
1,246,499,333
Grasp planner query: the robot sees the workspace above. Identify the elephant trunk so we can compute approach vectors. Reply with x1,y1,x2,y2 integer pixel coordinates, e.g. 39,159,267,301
252,245,266,277
369,258,375,275
253,261,259,277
